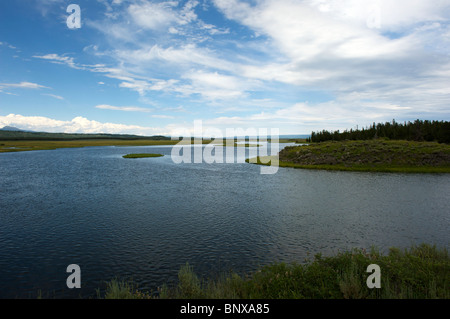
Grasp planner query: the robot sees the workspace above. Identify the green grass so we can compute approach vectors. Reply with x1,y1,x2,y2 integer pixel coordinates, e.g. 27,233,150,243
122,153,164,159
0,139,213,153
98,244,449,299
248,140,450,173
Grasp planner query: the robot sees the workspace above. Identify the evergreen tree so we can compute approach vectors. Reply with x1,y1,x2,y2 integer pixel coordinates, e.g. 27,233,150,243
310,120,450,143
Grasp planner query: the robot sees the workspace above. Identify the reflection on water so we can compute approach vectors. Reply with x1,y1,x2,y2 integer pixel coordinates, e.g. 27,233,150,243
0,144,449,298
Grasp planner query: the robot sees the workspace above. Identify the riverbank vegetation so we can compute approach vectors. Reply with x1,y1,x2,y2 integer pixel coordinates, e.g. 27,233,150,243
0,138,213,153
0,129,172,141
276,139,450,173
308,119,450,143
0,139,178,153
100,244,449,299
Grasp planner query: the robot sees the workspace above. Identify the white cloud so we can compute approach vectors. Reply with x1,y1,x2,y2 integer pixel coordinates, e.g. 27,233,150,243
114,43,237,73
42,93,64,100
0,114,164,135
0,41,17,50
117,79,179,96
152,114,175,119
308,0,448,31
0,91,18,96
177,70,258,100
0,82,49,89
214,0,416,62
33,54,79,69
128,1,180,30
211,0,450,114
127,0,199,31
95,104,152,112
23,0,449,134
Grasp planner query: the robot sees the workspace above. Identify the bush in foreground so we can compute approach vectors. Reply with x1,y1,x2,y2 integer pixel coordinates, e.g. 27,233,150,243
101,244,449,299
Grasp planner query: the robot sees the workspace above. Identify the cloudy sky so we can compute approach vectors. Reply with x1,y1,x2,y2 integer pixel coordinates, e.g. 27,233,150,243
0,0,449,136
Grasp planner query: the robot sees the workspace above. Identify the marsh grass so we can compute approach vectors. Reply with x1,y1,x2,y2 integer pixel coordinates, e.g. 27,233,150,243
101,278,152,299
99,244,449,299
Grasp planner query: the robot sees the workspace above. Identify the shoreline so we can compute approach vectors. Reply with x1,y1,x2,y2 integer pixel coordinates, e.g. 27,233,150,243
0,139,213,153
247,139,450,174
97,244,449,299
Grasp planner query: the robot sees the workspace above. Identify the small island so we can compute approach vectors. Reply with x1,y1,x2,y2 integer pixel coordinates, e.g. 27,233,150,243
122,153,164,159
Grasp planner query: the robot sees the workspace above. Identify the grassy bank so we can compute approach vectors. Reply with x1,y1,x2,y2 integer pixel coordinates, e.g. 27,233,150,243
0,139,213,153
100,244,449,299
248,140,450,173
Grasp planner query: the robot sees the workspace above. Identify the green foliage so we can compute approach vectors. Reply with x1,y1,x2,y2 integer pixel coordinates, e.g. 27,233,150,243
309,119,450,143
277,139,450,173
176,263,203,298
103,278,151,299
0,129,171,141
99,244,449,299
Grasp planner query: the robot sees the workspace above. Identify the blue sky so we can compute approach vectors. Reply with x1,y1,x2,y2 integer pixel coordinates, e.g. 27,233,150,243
0,0,449,136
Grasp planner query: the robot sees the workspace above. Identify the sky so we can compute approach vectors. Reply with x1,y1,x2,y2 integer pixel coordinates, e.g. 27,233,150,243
0,0,449,137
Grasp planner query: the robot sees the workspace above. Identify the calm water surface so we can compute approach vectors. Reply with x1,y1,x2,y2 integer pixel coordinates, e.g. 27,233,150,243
0,144,449,298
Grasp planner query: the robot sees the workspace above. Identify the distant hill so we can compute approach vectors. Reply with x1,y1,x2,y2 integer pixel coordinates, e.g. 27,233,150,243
0,126,25,131
0,129,171,141
279,134,310,139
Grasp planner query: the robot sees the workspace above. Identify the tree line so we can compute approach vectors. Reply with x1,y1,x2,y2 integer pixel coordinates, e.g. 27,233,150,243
308,120,450,143
0,130,171,141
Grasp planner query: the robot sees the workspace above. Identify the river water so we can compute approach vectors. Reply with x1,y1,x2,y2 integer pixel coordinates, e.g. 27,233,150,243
0,144,448,298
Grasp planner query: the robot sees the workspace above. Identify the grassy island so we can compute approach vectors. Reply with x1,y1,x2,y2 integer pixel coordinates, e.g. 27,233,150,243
122,153,164,159
248,139,450,173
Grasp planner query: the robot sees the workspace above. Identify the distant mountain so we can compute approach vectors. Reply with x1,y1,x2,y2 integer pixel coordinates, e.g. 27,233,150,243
0,126,24,131
0,129,172,141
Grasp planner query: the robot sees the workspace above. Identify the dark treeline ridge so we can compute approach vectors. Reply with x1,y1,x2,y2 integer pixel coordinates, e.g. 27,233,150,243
0,130,171,141
308,119,450,144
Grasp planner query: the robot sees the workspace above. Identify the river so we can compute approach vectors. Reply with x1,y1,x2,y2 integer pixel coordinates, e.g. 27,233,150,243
0,144,448,298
